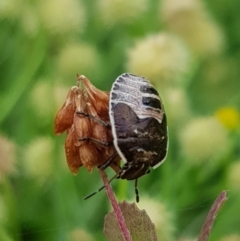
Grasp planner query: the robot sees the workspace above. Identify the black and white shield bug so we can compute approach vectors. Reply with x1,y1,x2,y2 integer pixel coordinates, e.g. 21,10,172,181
109,73,168,183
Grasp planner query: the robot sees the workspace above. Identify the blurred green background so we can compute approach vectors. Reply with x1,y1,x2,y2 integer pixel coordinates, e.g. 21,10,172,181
0,0,240,240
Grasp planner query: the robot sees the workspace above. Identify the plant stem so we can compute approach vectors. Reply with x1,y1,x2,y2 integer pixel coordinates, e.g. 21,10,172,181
99,169,132,241
197,190,228,241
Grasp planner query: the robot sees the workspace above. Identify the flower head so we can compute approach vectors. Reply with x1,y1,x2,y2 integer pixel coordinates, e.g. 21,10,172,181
69,229,94,241
161,0,225,57
22,137,54,184
57,43,100,81
227,161,240,191
179,116,229,164
20,4,40,37
0,0,21,20
215,107,240,131
127,33,191,88
97,0,148,27
30,80,70,125
178,238,197,241
219,235,240,241
37,0,85,35
163,87,191,127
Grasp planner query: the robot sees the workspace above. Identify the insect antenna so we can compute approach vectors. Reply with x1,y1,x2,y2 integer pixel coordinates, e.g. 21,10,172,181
83,172,118,200
135,179,139,203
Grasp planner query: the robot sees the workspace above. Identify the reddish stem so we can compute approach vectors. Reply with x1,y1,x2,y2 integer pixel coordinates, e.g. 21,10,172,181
198,191,228,241
99,169,132,241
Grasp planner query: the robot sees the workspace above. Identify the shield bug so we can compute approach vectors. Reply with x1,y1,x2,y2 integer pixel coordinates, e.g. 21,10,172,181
84,73,168,202
109,73,168,181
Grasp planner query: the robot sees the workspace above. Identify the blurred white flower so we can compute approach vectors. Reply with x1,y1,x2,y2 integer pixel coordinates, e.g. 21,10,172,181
136,196,174,241
37,0,85,35
227,161,240,191
161,0,205,19
0,135,17,181
162,87,191,128
53,83,73,111
97,0,148,26
127,33,191,88
20,4,40,37
179,116,229,164
219,235,240,241
178,238,197,241
22,137,54,184
69,229,95,241
160,0,225,57
57,43,100,80
0,0,22,19
30,80,69,122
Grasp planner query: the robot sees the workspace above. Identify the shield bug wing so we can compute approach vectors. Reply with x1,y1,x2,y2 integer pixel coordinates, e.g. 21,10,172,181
109,73,168,179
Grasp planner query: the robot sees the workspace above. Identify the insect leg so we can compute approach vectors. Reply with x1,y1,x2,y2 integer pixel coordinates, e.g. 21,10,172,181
78,137,112,146
98,151,119,170
135,179,139,203
83,172,118,200
76,111,111,128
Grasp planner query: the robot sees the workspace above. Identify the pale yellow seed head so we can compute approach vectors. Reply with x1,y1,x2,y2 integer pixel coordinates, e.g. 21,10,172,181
227,161,240,191
179,116,229,164
57,43,100,81
37,0,85,35
127,32,191,88
22,137,54,184
0,0,22,19
160,0,225,57
97,0,148,26
162,87,191,128
69,229,95,241
31,80,70,123
219,235,240,241
20,4,40,37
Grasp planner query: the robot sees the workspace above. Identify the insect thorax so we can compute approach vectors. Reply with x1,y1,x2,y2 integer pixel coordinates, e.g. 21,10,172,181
109,73,165,123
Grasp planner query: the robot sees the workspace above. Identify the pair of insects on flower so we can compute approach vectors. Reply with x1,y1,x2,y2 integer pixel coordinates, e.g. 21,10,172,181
54,73,168,202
